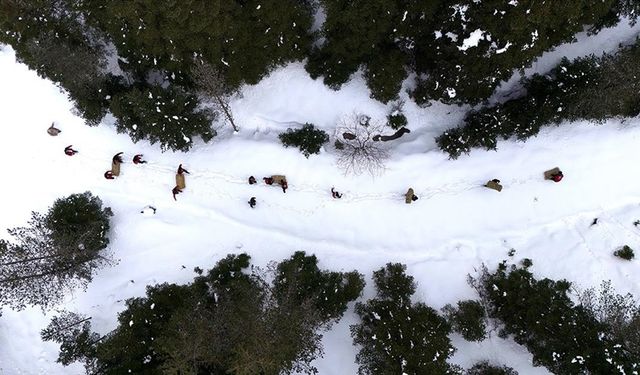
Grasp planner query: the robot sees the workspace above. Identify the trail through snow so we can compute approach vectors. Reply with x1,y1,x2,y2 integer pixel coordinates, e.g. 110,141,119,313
1,19,640,374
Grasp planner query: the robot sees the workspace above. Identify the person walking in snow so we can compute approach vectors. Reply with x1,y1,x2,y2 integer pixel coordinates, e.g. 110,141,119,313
172,186,183,201
248,176,257,185
248,197,257,208
405,188,418,204
176,164,189,190
544,167,563,182
140,205,157,214
111,152,124,177
484,179,503,192
133,154,147,164
47,122,61,136
263,175,287,193
64,145,78,156
104,170,115,180
331,187,342,199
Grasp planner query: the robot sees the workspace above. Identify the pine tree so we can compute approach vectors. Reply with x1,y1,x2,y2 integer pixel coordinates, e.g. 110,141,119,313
0,192,114,311
443,300,487,342
41,311,101,370
351,263,458,375
110,85,215,152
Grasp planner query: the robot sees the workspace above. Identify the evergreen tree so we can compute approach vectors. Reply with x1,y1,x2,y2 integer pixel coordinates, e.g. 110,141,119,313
466,361,518,375
437,39,640,158
279,124,330,158
0,192,113,311
472,262,640,373
351,263,458,375
56,252,362,374
40,311,100,369
273,251,365,321
443,300,487,342
109,85,215,152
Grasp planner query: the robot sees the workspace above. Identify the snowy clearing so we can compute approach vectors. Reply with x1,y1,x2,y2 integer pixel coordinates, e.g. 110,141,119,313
1,27,640,374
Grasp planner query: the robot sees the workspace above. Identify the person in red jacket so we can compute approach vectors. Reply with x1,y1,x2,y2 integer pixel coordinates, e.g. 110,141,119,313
551,170,564,182
133,154,147,164
64,145,78,156
104,171,115,179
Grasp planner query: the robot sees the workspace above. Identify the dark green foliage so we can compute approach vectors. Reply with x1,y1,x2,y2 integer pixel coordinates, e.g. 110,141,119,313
521,258,533,268
387,112,408,130
80,0,313,89
472,263,640,374
311,0,614,104
279,124,330,158
273,251,365,321
41,311,99,369
443,300,487,342
110,85,215,152
57,253,362,374
580,280,640,357
438,39,640,158
46,192,112,255
0,0,313,148
0,0,114,125
0,192,113,311
614,245,635,260
351,263,458,375
466,361,518,375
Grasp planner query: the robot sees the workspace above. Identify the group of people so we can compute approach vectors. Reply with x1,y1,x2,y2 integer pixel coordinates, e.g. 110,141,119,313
482,167,563,193
245,175,343,209
54,122,565,208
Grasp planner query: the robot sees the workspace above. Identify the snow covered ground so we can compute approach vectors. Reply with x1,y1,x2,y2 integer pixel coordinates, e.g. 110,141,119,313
1,19,640,374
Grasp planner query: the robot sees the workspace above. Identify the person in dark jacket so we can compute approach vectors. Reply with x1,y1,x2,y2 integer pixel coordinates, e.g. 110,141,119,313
104,171,115,179
133,154,147,164
331,188,342,199
64,145,78,156
248,176,257,185
47,123,61,136
177,164,190,175
172,186,183,201
248,197,257,208
405,188,418,204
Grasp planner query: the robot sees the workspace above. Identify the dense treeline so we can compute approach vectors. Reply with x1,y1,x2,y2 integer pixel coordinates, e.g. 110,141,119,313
437,38,640,158
1,0,638,152
472,261,640,374
43,252,364,374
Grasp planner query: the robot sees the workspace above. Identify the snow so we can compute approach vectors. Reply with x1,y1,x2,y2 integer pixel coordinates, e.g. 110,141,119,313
1,18,640,374
458,29,485,51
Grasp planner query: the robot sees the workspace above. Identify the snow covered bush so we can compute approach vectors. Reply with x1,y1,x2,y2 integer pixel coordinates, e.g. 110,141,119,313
471,262,640,374
279,123,330,158
465,361,518,375
387,112,408,130
0,192,114,311
614,245,635,260
443,300,487,342
49,252,363,374
110,85,215,152
351,263,459,374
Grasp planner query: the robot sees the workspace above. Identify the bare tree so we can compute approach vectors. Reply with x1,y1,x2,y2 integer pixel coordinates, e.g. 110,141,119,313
191,60,239,132
334,113,389,176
